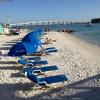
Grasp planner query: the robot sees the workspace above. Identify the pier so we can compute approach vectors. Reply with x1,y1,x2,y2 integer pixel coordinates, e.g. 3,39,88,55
11,20,86,28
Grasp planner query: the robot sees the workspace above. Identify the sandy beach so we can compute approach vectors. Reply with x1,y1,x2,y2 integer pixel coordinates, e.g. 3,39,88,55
0,30,100,100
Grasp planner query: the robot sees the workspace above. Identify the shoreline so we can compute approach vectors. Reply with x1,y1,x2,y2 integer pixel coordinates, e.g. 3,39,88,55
72,32,100,48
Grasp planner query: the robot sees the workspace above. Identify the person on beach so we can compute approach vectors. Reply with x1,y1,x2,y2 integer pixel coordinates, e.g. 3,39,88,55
44,37,56,44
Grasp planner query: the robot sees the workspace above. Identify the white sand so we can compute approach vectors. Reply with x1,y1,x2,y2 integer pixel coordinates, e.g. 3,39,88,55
0,31,100,100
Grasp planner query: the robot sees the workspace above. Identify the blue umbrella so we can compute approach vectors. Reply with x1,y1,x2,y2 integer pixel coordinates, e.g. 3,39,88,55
23,29,43,41
37,29,43,35
22,31,42,45
23,31,39,40
28,29,43,36
8,42,38,56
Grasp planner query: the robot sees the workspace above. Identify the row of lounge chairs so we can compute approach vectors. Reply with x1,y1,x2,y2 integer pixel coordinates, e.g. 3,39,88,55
8,30,68,87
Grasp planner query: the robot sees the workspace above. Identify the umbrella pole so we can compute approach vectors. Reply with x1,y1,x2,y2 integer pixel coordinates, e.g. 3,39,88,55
40,45,49,55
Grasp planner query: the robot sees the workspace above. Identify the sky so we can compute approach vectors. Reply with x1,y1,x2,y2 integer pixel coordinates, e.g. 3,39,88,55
0,0,100,24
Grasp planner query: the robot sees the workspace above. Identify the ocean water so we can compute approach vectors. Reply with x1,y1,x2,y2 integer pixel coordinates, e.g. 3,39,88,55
12,23,100,46
71,23,100,46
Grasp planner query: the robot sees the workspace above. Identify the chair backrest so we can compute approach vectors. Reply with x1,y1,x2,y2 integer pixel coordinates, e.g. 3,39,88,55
26,71,40,83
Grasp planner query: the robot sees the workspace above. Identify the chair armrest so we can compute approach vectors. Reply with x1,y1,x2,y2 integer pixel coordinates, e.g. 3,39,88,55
24,72,28,77
32,69,42,74
37,81,48,86
25,63,33,66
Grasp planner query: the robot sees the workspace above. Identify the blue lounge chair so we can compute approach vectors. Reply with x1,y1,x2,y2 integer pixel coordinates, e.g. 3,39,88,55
31,49,58,56
38,75,68,85
23,65,58,74
45,47,56,50
40,45,58,53
25,72,68,86
19,56,41,61
44,49,58,54
18,59,48,66
39,46,58,54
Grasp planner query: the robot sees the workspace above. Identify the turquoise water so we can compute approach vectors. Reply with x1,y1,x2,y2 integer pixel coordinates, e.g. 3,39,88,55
12,23,100,46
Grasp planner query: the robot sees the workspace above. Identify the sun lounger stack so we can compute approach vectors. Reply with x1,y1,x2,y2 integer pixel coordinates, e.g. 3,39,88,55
8,29,68,87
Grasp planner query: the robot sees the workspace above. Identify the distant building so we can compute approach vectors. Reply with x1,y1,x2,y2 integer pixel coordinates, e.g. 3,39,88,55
4,27,10,35
0,24,4,35
0,23,10,35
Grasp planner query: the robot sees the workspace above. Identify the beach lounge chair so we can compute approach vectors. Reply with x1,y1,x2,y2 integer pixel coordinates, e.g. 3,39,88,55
44,49,58,53
45,47,56,50
31,47,58,56
39,46,58,54
31,49,58,56
18,59,48,66
25,72,68,86
40,46,57,51
23,65,58,74
19,56,41,61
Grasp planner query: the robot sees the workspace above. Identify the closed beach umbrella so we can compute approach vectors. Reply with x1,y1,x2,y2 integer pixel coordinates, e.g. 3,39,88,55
8,42,38,56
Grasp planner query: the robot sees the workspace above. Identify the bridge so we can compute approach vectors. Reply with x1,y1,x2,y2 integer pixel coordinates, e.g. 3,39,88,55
10,20,76,26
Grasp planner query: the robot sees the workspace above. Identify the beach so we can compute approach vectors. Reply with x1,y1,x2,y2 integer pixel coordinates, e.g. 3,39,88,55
0,30,100,100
